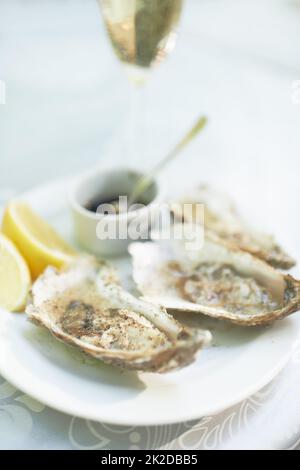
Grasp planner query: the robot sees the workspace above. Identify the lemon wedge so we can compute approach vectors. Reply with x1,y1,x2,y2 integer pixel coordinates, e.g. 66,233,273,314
2,201,76,279
0,233,31,311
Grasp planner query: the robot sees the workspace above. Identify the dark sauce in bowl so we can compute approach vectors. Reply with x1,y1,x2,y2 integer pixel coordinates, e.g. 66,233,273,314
85,195,145,215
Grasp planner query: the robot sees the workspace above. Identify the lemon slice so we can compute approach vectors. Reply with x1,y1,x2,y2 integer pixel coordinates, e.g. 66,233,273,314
0,233,31,311
2,201,76,279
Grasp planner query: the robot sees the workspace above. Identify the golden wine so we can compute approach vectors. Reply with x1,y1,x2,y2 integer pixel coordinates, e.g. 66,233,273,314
99,0,183,72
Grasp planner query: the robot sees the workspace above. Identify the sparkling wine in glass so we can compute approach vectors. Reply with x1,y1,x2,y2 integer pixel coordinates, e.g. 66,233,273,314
99,0,183,83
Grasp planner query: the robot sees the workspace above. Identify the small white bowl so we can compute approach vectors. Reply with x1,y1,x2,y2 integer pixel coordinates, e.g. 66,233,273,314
69,167,163,257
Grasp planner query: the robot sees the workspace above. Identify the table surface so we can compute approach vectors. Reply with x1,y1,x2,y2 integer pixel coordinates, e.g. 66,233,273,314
0,0,300,450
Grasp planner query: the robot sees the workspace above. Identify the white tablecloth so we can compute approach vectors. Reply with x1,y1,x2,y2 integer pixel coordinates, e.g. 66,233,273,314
1,0,300,450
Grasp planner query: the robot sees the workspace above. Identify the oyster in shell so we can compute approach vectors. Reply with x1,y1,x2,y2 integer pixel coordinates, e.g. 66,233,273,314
172,185,295,270
129,232,300,326
26,257,211,373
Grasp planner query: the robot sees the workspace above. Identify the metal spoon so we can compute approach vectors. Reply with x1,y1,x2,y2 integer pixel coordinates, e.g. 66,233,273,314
128,115,208,206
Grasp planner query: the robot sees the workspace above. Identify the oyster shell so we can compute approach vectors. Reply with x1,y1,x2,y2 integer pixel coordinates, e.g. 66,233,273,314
172,184,295,270
26,257,211,373
129,232,300,326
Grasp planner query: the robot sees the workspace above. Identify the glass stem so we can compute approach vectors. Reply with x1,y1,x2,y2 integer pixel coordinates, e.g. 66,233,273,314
128,80,147,169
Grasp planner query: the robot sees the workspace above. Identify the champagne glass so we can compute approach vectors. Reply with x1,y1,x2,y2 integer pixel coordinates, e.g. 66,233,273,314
98,0,184,164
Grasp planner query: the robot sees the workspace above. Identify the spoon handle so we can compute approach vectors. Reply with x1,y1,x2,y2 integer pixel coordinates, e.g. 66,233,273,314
128,116,208,206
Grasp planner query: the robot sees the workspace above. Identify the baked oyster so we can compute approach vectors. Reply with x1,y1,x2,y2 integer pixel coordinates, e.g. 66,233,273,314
129,232,300,326
26,257,211,373
172,184,295,270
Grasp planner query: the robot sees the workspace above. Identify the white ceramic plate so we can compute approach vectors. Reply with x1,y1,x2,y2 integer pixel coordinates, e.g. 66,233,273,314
0,178,299,426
